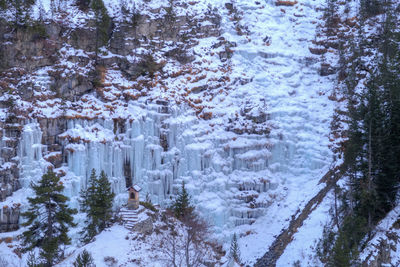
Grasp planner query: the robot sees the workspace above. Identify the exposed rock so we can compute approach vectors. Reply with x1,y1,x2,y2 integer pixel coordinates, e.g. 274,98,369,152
0,121,21,202
37,118,68,149
362,239,392,267
0,205,20,232
0,24,60,72
132,216,153,235
320,63,337,76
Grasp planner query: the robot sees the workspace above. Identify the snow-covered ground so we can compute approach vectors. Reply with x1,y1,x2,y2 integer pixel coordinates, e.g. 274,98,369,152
359,205,400,266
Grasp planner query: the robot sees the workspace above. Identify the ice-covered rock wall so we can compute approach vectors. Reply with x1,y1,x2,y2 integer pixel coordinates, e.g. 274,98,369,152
13,98,276,233
0,2,336,251
18,122,48,187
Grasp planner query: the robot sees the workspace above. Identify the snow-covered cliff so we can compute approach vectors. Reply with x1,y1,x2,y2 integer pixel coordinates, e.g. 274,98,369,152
0,0,346,266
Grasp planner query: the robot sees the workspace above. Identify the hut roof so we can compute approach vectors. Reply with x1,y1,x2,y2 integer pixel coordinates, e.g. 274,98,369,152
128,185,142,192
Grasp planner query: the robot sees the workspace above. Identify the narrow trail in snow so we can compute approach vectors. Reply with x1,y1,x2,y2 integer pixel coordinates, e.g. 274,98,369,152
254,166,343,267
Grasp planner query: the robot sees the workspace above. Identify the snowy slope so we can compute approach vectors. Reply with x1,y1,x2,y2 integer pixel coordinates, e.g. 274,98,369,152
217,0,336,264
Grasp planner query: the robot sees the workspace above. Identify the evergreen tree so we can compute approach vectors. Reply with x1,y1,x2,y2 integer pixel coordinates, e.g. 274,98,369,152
329,233,351,267
357,75,383,228
21,170,77,267
80,169,115,243
91,0,111,59
172,181,194,219
324,0,338,34
96,170,115,231
331,2,400,263
0,0,6,10
360,0,382,18
73,249,95,267
79,169,99,243
374,8,400,216
119,0,130,23
229,233,241,264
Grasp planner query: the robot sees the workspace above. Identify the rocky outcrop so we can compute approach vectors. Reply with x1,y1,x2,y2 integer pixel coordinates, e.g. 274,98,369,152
132,216,153,235
0,5,220,102
0,21,65,71
0,205,20,232
0,120,21,202
362,238,392,267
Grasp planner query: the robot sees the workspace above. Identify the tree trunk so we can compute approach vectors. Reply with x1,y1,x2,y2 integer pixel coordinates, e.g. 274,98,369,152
334,181,340,230
185,233,190,267
368,119,372,229
46,195,54,267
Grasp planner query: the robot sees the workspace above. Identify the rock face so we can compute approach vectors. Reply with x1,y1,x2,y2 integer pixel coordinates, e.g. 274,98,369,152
0,121,21,202
0,205,20,232
0,3,223,232
132,216,153,235
0,7,221,100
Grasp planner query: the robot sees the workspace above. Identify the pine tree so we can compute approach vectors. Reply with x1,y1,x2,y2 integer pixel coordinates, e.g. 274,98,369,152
119,0,129,23
73,249,95,267
0,0,6,10
21,169,77,267
324,0,338,35
229,233,241,264
80,169,115,243
172,181,194,219
332,3,400,263
91,0,111,60
357,76,383,228
79,169,99,243
96,170,115,231
360,0,382,18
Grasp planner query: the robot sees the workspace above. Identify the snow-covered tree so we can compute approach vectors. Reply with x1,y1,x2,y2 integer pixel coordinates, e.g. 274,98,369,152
229,233,241,264
73,249,95,267
172,181,194,219
91,0,111,59
21,169,77,267
80,169,115,243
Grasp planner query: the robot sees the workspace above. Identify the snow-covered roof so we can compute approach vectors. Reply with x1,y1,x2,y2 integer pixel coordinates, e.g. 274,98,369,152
128,184,142,192
133,185,142,192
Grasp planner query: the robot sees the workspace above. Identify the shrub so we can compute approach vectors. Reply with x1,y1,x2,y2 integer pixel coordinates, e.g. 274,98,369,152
139,201,158,212
29,23,48,41
104,256,117,266
137,53,161,77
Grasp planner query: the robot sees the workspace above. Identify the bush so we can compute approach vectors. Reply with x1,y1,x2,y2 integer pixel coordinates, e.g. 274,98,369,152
139,201,158,212
137,53,161,77
29,23,48,41
104,256,117,266
316,224,336,263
